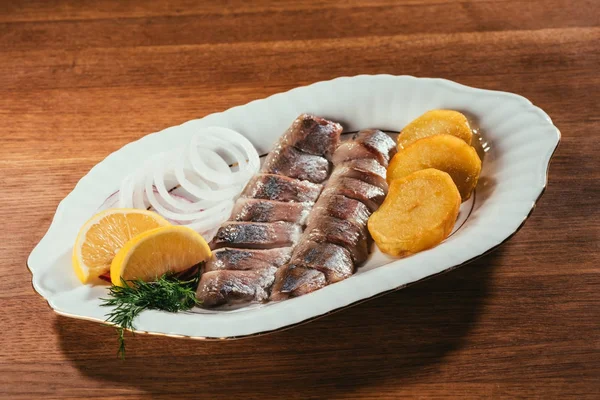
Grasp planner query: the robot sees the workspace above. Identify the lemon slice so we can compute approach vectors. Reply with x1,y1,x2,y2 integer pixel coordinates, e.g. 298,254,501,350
72,208,170,284
110,225,212,286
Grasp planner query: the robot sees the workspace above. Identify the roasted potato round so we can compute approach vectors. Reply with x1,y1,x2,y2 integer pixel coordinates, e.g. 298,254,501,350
368,168,461,257
387,134,481,201
398,109,473,149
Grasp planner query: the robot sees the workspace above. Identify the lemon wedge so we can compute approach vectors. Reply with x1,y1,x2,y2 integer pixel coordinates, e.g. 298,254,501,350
72,208,170,284
110,225,211,286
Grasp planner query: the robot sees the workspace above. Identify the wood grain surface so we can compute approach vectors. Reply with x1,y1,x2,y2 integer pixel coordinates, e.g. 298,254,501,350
1,1,598,399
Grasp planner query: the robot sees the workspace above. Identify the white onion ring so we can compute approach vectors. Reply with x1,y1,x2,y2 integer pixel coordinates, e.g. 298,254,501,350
116,126,259,234
189,135,247,185
118,175,135,208
173,155,239,201
144,172,214,221
132,168,149,210
199,126,261,173
152,151,214,212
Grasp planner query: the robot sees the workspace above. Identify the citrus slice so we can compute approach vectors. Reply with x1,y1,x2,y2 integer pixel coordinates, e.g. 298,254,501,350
110,225,212,286
72,208,170,284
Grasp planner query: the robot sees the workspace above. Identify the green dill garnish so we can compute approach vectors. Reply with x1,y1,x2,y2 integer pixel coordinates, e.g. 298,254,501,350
100,271,200,359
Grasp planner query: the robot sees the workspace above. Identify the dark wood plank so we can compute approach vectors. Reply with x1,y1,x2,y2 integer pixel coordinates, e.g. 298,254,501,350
1,27,599,92
0,0,598,399
0,0,499,22
0,0,597,51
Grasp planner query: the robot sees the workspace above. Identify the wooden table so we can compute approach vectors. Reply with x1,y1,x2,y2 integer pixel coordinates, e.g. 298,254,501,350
1,1,598,398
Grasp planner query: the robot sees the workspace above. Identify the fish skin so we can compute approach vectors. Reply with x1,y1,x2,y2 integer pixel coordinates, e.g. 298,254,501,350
332,129,396,167
212,221,301,250
307,194,371,229
262,145,330,184
197,267,277,307
232,198,310,225
321,176,386,212
290,240,354,283
304,215,370,264
280,114,342,159
204,247,293,272
242,174,322,203
353,129,397,165
329,158,388,191
270,264,327,301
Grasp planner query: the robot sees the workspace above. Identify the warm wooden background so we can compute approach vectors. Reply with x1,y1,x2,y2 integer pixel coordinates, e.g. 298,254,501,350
1,0,598,398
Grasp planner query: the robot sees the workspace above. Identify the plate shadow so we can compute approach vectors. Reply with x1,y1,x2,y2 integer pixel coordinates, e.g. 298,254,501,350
55,247,503,398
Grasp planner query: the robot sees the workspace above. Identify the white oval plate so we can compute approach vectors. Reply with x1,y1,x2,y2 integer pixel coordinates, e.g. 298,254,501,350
28,75,560,339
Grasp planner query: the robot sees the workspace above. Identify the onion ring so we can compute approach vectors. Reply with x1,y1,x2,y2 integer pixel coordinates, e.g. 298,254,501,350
116,126,258,234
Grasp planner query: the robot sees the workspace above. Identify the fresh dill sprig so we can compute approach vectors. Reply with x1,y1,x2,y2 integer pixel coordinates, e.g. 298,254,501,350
100,271,200,359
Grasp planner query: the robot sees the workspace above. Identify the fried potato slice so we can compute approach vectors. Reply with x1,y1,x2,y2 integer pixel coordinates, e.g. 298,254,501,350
387,134,481,201
368,169,461,257
398,110,473,149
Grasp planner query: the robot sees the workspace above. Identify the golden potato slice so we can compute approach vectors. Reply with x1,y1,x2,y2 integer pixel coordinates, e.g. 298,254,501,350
387,134,481,201
398,109,473,149
368,169,461,257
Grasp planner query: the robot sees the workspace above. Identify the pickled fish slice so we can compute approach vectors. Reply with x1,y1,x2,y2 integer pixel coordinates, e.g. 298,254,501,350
212,221,301,250
204,247,293,272
332,129,396,167
270,264,327,301
337,158,387,179
307,194,371,229
232,198,310,224
322,176,386,212
242,174,322,203
262,146,330,183
280,114,342,158
353,129,397,165
197,267,277,307
304,216,370,264
291,240,354,283
329,159,388,191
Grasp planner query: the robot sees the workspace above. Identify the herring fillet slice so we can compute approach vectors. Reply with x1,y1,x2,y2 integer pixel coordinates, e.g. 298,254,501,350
232,198,310,224
211,221,301,250
290,240,354,283
329,158,388,191
321,176,386,213
197,114,343,307
197,267,277,307
303,215,370,264
261,146,330,184
242,174,322,203
306,194,371,229
270,264,327,301
205,247,292,272
278,113,342,158
270,129,396,300
332,129,397,167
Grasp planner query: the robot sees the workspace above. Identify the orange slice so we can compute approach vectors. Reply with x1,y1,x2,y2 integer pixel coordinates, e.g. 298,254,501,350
72,208,170,284
110,225,212,286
